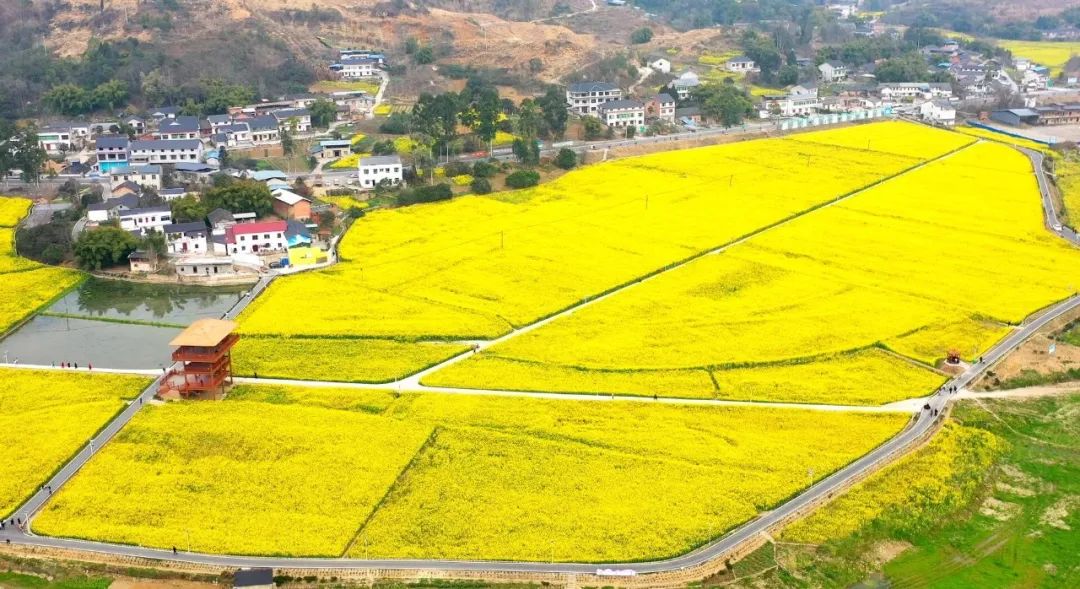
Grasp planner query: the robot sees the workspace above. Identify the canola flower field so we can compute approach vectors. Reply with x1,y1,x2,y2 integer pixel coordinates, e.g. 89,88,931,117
781,422,1003,544
35,385,908,560
236,122,972,383
998,40,1080,75
428,142,1079,404
0,197,83,335
0,368,150,518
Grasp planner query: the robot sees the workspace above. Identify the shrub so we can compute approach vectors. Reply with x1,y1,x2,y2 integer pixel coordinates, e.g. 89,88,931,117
398,183,453,205
472,160,498,178
555,148,577,170
443,161,471,177
505,170,540,189
471,177,492,194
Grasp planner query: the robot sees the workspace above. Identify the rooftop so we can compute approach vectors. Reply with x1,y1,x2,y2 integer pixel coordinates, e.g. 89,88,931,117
111,165,162,176
568,81,619,93
130,139,203,150
170,318,238,348
359,155,402,167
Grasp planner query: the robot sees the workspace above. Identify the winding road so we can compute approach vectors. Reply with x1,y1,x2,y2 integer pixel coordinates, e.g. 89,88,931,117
1,142,1078,581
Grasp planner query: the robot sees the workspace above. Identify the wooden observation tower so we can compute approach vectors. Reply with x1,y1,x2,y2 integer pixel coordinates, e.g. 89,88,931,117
160,319,240,399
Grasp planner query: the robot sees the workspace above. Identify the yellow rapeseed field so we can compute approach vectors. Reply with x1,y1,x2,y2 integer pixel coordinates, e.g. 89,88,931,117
232,336,467,383
238,122,970,381
432,141,1080,404
781,423,1003,543
35,401,435,557
38,386,908,560
0,198,84,333
998,40,1080,75
0,368,150,518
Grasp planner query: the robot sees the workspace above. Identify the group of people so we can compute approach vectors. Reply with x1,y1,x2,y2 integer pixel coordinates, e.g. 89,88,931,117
54,361,90,370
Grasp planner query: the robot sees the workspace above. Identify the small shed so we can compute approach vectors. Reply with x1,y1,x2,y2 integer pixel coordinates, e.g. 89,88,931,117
128,250,158,273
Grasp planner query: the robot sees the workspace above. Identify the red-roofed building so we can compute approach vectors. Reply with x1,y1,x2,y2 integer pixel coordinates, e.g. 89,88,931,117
226,220,288,254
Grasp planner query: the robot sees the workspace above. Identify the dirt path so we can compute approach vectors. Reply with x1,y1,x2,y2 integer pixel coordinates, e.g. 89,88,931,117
959,383,1080,401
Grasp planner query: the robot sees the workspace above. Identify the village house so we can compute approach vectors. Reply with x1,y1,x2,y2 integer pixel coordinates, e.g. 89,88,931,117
673,71,701,100
149,106,180,121
333,55,381,78
37,125,76,154
598,99,646,129
648,57,672,74
94,135,130,173
156,116,201,140
129,139,203,165
163,221,210,255
919,100,957,126
566,82,623,115
110,165,162,191
644,93,677,123
272,108,312,132
212,123,253,147
314,139,352,161
226,220,288,254
86,194,139,224
877,82,952,101
160,188,190,201
127,250,158,273
247,117,281,144
119,205,173,235
272,189,312,221
111,182,143,200
176,257,237,279
726,55,757,73
759,92,822,117
125,116,146,134
358,155,403,189
207,114,234,133
818,61,848,82
676,106,703,125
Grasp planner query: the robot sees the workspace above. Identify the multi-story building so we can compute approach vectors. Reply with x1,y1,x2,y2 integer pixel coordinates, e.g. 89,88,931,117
272,108,312,132
225,220,288,254
37,125,74,154
247,116,281,144
645,94,677,123
163,221,210,255
598,99,646,129
95,135,130,173
156,116,201,140
119,205,173,235
334,56,380,78
566,82,623,115
357,155,403,189
109,165,162,191
129,139,204,165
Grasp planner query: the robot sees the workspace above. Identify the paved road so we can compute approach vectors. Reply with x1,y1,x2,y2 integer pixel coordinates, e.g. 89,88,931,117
1022,147,1080,245
2,138,1078,578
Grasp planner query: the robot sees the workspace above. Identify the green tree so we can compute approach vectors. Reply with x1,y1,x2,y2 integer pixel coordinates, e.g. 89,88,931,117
473,88,501,147
204,179,273,217
141,231,167,258
281,127,296,156
415,46,435,65
581,116,605,140
538,86,569,139
74,227,139,270
91,80,129,111
698,84,754,128
170,195,208,223
309,98,337,128
778,64,799,86
630,27,654,44
12,125,47,184
555,147,577,170
515,98,542,140
512,138,540,166
43,84,90,115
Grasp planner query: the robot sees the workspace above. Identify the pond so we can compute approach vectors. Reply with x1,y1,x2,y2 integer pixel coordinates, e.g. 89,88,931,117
47,277,248,326
0,278,249,369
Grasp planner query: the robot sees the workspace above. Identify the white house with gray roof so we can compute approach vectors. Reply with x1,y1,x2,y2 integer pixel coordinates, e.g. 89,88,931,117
598,99,646,129
155,116,201,140
129,139,203,165
358,155,403,189
566,82,623,115
109,165,162,191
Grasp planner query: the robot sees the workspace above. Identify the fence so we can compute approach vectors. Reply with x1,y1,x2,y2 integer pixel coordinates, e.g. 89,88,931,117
780,107,895,131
